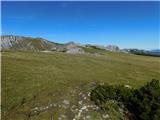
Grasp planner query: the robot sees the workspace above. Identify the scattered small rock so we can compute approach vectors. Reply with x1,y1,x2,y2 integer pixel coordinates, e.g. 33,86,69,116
63,100,70,105
102,114,110,119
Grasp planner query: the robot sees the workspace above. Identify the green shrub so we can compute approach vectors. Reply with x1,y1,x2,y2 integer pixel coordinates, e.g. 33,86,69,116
90,79,160,120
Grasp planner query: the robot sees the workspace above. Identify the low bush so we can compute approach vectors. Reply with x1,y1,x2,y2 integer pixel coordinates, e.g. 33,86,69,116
90,79,160,120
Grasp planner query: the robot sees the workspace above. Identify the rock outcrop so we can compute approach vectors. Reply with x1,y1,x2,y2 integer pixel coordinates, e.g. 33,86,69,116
105,45,119,51
1,35,57,51
66,47,85,54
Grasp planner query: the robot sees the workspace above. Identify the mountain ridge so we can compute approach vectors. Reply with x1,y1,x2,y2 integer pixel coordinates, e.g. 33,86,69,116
1,35,159,56
1,35,119,53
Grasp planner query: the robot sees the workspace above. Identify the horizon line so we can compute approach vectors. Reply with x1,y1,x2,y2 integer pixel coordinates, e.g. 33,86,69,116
1,34,159,51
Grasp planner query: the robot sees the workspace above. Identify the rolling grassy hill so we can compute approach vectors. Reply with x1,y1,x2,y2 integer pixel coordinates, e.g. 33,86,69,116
2,51,160,120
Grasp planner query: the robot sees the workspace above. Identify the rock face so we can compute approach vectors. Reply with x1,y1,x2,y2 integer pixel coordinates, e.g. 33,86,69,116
1,35,84,53
105,45,119,51
1,35,24,50
1,35,57,51
64,42,85,54
66,47,85,54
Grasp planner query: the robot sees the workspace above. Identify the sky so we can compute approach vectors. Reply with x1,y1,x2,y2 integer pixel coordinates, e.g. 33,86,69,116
1,1,160,50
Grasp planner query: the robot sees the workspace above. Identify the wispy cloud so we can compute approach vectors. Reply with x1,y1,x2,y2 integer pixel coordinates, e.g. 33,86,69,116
5,15,35,21
60,2,73,8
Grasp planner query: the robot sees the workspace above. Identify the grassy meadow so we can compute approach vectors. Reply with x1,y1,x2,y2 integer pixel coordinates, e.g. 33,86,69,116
2,51,160,120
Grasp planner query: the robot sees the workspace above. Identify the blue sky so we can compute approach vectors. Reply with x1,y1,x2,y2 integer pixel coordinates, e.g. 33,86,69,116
2,1,159,49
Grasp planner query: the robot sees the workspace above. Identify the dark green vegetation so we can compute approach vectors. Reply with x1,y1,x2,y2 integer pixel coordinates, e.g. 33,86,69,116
129,49,160,57
91,79,160,120
2,51,160,120
82,46,106,55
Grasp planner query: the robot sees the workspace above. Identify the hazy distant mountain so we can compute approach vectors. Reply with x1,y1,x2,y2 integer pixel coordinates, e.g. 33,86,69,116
122,48,160,57
150,49,160,56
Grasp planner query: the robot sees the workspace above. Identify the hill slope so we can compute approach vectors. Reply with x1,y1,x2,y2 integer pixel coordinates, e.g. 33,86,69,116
1,35,56,51
2,51,160,120
1,35,84,53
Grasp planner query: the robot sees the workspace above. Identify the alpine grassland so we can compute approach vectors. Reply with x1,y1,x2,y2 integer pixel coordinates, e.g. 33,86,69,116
2,51,160,120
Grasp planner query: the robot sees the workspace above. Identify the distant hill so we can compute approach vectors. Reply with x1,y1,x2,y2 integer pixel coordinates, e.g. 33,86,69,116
1,35,59,51
1,35,159,57
150,49,160,56
122,49,160,57
105,45,119,51
1,35,120,54
1,35,84,53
